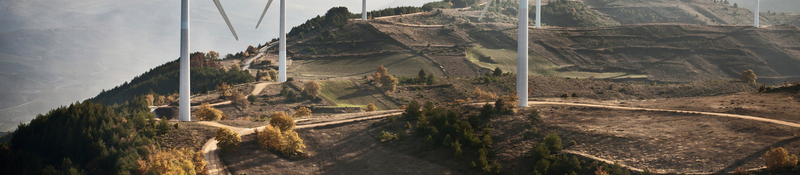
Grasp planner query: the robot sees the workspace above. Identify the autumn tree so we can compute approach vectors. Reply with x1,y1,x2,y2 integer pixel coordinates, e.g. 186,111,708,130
372,65,388,80
230,62,242,71
217,82,232,99
303,81,322,99
216,127,241,152
765,147,798,172
268,69,279,81
196,103,226,121
206,50,220,60
365,103,377,112
229,90,250,108
293,107,312,118
269,111,295,131
246,45,257,54
474,87,498,100
740,69,757,84
145,94,155,106
381,74,399,92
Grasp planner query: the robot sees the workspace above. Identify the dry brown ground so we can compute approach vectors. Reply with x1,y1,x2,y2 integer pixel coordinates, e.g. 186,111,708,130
218,121,459,175
622,91,800,123
154,122,217,151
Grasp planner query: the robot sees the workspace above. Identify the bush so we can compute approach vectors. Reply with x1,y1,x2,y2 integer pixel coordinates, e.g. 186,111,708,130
229,90,250,107
529,110,541,125
378,131,396,143
544,131,563,153
493,67,503,76
136,146,207,175
303,81,322,99
740,69,757,84
157,119,171,135
474,87,498,100
494,94,519,114
268,69,279,81
366,103,377,112
197,103,226,121
257,125,286,153
215,127,241,152
217,82,232,98
405,100,422,120
480,103,495,118
293,107,312,118
282,130,306,156
452,140,463,157
422,1,451,11
765,147,798,172
247,95,256,103
230,62,241,71
269,111,295,131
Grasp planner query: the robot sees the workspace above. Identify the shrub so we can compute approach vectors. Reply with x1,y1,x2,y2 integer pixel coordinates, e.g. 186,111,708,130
229,90,250,107
269,111,295,131
303,81,322,99
196,103,225,121
765,147,798,172
247,95,256,103
217,82,232,98
453,140,463,157
595,167,609,175
493,67,503,76
157,119,171,135
405,100,422,120
268,69,279,81
378,131,396,143
366,103,377,112
230,62,242,71
480,103,495,118
293,107,312,118
544,131,563,153
257,125,286,153
740,69,757,84
282,130,306,156
494,94,519,114
201,86,209,94
216,127,241,152
474,87,498,100
529,110,541,125
136,146,207,175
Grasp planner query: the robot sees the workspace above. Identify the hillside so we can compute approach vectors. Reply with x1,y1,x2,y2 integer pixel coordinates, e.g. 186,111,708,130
278,3,800,84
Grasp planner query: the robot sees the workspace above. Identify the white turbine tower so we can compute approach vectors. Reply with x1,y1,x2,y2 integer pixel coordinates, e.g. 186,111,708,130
754,0,760,27
362,0,367,20
535,0,541,28
255,0,287,82
180,0,239,122
518,0,529,107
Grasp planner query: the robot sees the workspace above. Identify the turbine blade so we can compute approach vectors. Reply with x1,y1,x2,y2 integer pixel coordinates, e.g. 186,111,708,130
213,0,239,41
478,0,493,22
256,0,274,29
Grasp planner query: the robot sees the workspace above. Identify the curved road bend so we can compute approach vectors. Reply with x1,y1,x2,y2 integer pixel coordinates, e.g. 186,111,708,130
199,111,403,175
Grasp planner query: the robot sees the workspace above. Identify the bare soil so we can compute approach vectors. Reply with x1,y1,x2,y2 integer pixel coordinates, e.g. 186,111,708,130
218,121,458,175
154,122,217,151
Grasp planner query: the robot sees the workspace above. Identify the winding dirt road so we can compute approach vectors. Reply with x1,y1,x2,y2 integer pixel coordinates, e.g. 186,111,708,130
199,101,800,175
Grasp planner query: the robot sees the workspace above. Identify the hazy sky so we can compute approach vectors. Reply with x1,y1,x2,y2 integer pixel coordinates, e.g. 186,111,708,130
0,0,438,131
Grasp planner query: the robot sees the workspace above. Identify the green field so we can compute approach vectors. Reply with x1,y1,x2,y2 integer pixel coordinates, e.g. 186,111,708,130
466,46,647,79
317,80,396,110
288,53,445,79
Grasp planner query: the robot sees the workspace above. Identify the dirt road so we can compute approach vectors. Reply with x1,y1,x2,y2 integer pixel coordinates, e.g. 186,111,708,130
198,111,403,175
201,100,800,175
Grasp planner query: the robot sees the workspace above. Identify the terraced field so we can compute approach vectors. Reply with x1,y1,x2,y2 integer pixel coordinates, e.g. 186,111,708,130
287,53,444,79
466,46,647,79
317,80,396,110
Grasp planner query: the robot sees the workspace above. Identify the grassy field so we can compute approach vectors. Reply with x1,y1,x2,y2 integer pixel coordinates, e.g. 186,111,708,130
318,80,394,110
287,53,445,79
466,46,646,79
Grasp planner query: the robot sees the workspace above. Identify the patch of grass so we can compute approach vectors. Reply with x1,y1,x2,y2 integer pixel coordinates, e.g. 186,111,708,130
287,53,444,79
318,80,392,110
466,46,646,79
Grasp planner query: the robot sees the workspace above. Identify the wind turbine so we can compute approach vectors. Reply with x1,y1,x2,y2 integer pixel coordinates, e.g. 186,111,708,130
179,0,239,122
754,0,760,27
518,0,529,107
535,0,540,28
363,0,367,20
255,0,287,82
